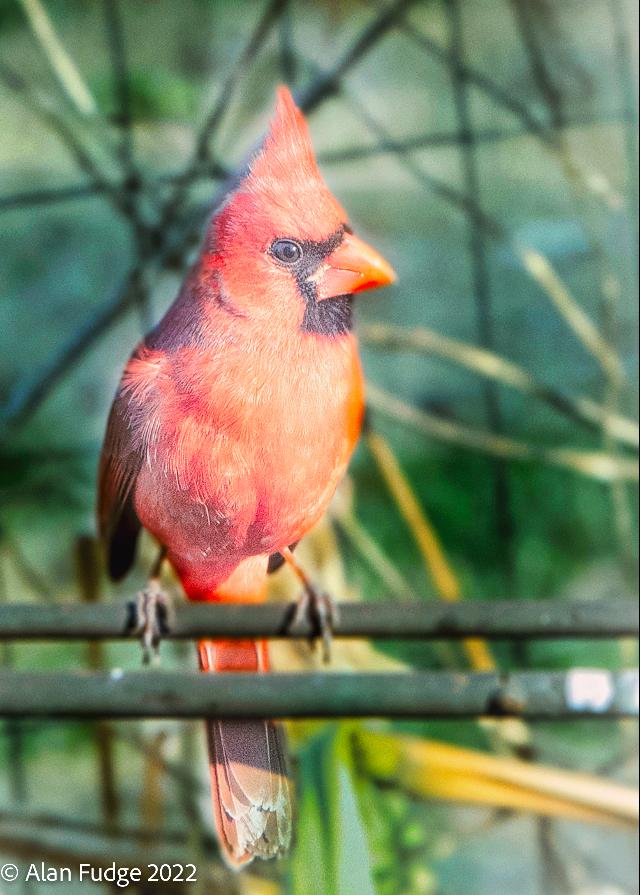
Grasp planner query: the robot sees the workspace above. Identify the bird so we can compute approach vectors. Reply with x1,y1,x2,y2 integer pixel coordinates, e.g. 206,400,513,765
97,85,396,866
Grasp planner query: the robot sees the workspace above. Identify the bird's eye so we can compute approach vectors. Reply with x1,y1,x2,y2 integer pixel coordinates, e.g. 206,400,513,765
271,239,302,264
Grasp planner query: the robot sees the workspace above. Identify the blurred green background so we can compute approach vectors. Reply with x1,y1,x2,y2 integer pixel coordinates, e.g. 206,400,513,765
0,0,638,892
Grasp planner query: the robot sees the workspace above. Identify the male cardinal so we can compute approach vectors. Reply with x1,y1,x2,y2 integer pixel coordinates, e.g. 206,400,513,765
98,86,395,866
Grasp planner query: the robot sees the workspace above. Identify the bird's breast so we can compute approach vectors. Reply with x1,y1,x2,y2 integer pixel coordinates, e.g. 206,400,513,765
237,332,365,550
130,326,364,566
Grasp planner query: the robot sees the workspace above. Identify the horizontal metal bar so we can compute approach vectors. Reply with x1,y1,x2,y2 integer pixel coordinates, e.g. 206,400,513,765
0,599,636,641
0,670,636,719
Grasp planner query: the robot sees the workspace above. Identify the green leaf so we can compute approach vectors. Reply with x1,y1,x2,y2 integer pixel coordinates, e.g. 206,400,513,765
289,724,376,895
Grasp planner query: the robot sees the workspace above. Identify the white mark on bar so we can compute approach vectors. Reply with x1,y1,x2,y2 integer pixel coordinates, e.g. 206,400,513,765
619,669,639,714
110,668,124,681
565,669,614,712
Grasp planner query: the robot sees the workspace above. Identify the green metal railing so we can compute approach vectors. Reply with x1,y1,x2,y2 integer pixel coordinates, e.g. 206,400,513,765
0,600,637,720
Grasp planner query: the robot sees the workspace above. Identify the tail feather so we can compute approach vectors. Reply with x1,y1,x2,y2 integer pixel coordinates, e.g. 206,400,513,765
199,639,292,866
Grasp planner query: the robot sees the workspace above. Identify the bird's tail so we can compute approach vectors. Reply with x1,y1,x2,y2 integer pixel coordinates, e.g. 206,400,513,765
198,638,292,866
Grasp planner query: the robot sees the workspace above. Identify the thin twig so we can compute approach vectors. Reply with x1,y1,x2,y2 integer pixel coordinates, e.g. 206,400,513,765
446,0,516,590
2,110,628,215
331,506,414,599
0,64,136,223
102,0,154,328
156,0,286,235
0,2,414,436
278,0,297,84
608,0,639,277
0,553,27,805
361,322,639,449
510,0,637,581
367,384,639,483
0,265,152,434
19,0,97,116
102,0,135,175
340,86,624,381
296,0,420,112
395,7,623,210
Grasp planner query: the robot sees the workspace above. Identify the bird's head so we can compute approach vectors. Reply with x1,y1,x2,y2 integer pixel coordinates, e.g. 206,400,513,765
208,86,396,336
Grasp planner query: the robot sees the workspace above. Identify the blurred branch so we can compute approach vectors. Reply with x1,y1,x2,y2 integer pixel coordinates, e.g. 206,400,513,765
0,553,27,806
608,0,639,271
362,321,639,449
518,246,625,383
395,6,622,209
19,0,97,116
2,110,627,214
295,0,420,113
367,384,639,482
601,270,638,585
2,532,55,602
0,181,121,212
0,265,153,435
508,0,637,580
319,110,628,162
0,2,416,437
508,0,564,127
157,0,286,234
101,0,152,327
139,731,167,841
117,728,206,793
330,502,414,599
75,536,120,833
102,0,135,175
278,0,297,84
0,63,140,224
0,805,208,846
342,88,625,382
446,0,516,592
537,817,574,894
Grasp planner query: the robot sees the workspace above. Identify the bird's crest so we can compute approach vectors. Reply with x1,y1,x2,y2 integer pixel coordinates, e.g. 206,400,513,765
249,86,320,186
213,86,346,247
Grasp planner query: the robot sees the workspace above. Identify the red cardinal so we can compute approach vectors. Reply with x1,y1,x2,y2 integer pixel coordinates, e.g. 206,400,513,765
98,86,395,865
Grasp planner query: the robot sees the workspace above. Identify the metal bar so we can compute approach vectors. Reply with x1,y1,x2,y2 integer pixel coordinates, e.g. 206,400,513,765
0,670,636,719
0,600,636,641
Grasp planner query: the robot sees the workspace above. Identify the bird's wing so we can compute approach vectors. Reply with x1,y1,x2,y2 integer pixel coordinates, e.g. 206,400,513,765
97,392,144,581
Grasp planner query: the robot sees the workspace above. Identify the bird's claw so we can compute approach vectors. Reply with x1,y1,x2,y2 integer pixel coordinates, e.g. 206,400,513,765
128,580,173,665
291,585,339,664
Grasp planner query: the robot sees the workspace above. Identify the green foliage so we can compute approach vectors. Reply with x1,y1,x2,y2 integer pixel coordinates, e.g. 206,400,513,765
91,67,200,122
290,725,377,895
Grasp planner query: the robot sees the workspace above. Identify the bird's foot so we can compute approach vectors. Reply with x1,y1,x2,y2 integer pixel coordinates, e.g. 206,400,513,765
128,579,173,665
291,583,339,664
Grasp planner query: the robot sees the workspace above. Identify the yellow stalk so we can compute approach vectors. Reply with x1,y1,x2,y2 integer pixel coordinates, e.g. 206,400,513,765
357,731,638,828
365,430,495,672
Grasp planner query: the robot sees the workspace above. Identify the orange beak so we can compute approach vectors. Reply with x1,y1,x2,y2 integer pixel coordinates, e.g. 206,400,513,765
314,231,396,301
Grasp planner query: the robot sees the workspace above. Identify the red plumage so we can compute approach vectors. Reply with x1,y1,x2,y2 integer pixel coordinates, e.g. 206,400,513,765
98,86,395,865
